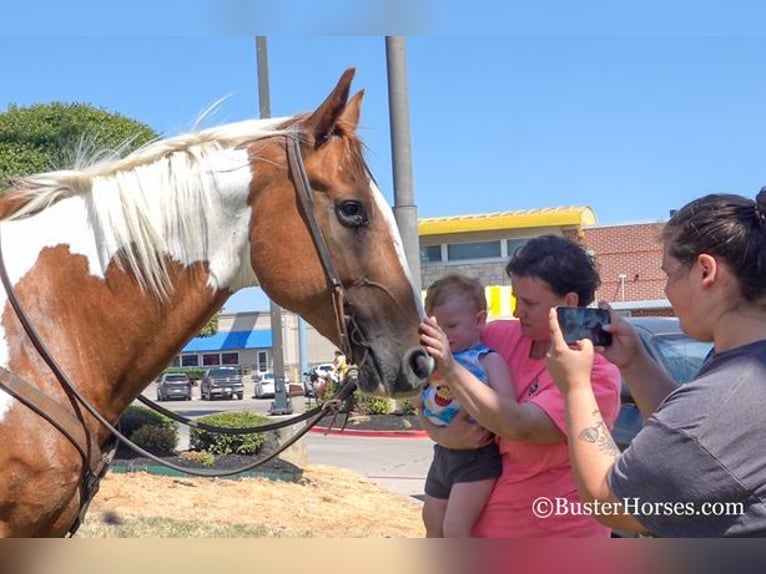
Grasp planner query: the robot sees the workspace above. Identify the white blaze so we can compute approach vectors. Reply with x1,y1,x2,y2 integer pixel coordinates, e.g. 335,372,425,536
369,179,425,320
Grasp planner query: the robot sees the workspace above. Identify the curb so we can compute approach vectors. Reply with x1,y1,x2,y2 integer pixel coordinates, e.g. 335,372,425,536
309,426,428,438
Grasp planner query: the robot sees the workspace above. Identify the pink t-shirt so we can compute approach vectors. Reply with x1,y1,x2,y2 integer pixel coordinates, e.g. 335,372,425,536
474,320,621,537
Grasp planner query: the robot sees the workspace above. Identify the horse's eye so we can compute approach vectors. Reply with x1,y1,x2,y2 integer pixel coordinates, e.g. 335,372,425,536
336,200,368,227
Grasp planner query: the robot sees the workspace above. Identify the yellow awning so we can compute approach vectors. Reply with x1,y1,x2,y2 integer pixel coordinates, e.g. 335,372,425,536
418,206,596,236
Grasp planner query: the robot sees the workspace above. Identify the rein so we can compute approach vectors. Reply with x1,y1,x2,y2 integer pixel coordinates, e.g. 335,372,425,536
0,135,367,537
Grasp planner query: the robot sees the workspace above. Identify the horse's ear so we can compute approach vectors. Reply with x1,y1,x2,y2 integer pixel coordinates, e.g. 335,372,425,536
337,90,364,133
304,68,355,147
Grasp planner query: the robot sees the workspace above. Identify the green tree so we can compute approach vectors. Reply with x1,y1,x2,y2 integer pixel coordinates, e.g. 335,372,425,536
198,310,220,337
0,102,220,337
0,102,157,187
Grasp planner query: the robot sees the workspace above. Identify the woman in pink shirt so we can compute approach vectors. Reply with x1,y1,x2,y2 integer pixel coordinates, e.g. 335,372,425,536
419,235,621,537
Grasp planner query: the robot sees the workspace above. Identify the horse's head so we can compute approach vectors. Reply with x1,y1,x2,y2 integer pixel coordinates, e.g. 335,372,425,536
246,69,433,397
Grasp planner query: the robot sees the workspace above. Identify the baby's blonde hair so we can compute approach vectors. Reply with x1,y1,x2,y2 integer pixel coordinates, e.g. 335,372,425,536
424,273,487,315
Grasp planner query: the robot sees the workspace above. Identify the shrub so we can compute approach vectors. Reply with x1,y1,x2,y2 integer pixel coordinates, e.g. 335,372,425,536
396,399,417,415
355,395,393,415
190,411,273,455
317,378,341,405
119,405,176,438
130,424,178,455
179,450,215,467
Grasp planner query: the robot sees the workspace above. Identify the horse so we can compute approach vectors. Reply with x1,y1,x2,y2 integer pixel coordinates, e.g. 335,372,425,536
0,68,434,537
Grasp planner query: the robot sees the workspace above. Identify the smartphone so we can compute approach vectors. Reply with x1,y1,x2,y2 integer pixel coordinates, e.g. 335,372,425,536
555,306,613,347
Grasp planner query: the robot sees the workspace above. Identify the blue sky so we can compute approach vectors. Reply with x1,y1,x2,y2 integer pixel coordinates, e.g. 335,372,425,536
2,4,766,312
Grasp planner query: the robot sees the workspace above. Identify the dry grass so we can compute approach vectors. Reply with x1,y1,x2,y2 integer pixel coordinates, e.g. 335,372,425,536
78,464,425,538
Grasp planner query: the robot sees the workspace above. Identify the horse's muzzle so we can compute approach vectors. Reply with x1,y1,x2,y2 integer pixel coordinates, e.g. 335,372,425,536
393,346,434,396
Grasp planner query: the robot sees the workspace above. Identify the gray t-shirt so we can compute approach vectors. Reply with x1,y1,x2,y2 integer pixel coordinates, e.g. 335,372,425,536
609,340,766,537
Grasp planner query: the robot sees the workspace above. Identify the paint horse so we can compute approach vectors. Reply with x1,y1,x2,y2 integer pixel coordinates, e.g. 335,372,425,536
0,69,433,537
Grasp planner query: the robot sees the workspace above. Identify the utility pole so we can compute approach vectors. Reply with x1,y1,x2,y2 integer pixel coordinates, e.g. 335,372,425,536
385,36,422,292
256,36,293,415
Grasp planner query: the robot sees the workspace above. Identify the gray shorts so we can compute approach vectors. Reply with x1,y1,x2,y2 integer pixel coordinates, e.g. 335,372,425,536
425,443,502,500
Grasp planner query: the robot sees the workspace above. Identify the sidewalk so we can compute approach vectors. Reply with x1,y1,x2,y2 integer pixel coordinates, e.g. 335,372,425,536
309,426,427,438
302,432,432,501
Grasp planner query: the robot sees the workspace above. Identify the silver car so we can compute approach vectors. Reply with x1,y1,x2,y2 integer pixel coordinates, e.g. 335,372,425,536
156,372,192,401
612,317,713,450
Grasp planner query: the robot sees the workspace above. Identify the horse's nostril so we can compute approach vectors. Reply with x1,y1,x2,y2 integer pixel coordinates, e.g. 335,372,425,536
408,348,435,381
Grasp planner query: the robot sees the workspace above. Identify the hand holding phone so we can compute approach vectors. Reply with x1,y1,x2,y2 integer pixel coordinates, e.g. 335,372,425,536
555,306,613,347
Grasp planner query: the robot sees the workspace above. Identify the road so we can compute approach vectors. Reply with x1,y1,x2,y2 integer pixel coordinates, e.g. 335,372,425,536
136,382,432,501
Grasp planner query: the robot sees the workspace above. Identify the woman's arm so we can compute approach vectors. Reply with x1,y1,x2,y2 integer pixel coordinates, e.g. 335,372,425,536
420,317,564,443
546,308,648,533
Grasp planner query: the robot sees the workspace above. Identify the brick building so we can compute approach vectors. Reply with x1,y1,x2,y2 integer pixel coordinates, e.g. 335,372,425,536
580,222,672,316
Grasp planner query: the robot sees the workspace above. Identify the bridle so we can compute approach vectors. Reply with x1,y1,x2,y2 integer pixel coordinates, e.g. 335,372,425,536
0,133,376,536
286,135,355,359
286,135,412,362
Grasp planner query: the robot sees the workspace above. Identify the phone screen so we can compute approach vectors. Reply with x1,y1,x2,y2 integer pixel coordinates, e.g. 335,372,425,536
556,306,613,347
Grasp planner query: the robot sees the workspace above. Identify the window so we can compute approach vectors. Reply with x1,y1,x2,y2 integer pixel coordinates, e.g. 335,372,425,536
181,354,199,367
420,245,442,263
447,240,501,261
257,351,269,373
202,353,221,366
506,238,529,258
221,352,239,365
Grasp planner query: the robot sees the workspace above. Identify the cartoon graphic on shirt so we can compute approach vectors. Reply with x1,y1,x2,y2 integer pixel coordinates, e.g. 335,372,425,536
421,343,492,426
422,376,461,425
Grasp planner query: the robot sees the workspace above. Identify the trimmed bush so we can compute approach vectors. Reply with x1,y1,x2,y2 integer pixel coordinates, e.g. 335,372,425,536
130,424,178,455
119,405,176,438
396,399,417,415
179,450,215,467
356,395,393,415
316,378,340,404
190,411,273,455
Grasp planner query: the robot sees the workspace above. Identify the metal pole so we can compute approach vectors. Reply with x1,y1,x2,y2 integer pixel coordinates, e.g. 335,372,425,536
298,318,308,379
256,36,292,415
385,36,422,293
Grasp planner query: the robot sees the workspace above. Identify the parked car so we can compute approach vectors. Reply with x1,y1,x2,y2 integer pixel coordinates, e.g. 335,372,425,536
156,372,192,401
200,367,244,400
254,372,291,399
612,317,713,450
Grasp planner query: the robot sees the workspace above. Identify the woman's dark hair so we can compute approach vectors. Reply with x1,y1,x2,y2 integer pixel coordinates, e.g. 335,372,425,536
505,235,600,306
663,189,766,303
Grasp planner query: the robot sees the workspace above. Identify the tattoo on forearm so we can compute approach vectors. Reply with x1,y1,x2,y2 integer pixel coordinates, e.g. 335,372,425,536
578,412,620,459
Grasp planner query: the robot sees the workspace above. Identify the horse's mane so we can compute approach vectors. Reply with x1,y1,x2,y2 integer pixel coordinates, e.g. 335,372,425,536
2,116,297,298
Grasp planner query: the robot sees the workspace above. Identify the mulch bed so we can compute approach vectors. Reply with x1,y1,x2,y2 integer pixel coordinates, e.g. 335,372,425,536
110,414,423,476
111,431,299,477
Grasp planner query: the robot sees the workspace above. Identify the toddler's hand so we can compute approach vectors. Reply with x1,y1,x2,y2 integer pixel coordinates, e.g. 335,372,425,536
419,316,456,376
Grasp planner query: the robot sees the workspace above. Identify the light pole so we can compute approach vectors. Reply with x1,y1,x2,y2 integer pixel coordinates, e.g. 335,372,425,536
385,36,421,293
256,36,293,415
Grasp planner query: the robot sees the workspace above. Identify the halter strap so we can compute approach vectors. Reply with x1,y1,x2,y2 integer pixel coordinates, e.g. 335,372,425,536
286,136,353,358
